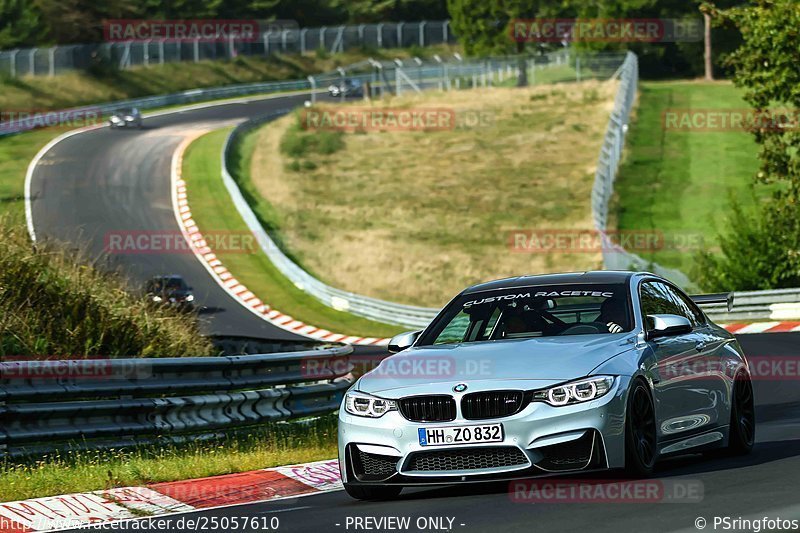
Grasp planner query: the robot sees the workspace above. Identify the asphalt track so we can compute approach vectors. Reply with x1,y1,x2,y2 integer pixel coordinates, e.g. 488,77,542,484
28,92,336,343
28,91,800,532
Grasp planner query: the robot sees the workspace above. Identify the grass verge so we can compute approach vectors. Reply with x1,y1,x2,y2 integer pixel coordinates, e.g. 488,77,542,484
0,45,458,112
0,222,214,357
181,129,403,338
248,81,617,307
614,81,764,273
0,416,337,502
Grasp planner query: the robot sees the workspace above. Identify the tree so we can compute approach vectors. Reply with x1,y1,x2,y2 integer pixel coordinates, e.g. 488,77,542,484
0,0,45,48
694,0,800,290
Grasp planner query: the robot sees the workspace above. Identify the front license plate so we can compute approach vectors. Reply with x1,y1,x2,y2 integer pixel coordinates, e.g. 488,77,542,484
418,424,503,447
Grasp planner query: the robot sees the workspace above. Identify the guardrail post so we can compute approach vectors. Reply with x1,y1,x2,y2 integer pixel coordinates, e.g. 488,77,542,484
576,56,581,82
377,24,384,48
397,22,404,47
319,27,326,51
193,38,199,62
419,21,426,47
159,39,165,65
48,46,56,76
263,31,272,56
143,39,150,67
358,24,365,45
307,75,317,104
443,20,449,43
28,48,36,76
282,30,290,51
10,49,18,77
300,28,308,54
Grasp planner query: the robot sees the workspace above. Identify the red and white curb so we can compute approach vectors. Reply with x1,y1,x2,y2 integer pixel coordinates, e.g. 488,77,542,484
0,460,341,532
723,322,800,335
170,134,389,346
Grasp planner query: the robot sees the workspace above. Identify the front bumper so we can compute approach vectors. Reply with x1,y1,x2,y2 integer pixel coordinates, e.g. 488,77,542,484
337,376,630,486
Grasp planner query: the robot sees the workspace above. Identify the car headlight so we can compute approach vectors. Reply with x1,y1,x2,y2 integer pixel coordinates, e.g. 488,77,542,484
531,376,615,407
152,295,162,302
344,391,397,418
185,294,194,302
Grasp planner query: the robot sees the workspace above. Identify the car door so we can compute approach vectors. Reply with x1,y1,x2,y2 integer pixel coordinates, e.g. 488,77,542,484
665,284,730,429
640,280,709,442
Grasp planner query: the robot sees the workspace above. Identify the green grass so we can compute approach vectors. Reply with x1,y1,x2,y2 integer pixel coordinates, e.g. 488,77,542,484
0,222,215,357
0,416,337,502
0,45,459,112
614,81,764,273
182,129,403,338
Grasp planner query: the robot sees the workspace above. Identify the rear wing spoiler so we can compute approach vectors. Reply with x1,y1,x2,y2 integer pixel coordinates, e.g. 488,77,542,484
690,292,734,312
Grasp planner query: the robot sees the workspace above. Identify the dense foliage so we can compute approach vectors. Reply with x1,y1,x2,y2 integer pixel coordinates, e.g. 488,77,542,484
0,0,449,48
694,0,800,290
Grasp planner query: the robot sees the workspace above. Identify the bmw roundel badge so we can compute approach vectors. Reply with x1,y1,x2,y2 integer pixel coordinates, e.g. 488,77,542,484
453,383,468,393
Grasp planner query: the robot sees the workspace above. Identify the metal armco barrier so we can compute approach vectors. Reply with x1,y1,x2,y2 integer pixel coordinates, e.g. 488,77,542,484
221,51,618,329
702,288,800,323
0,345,352,458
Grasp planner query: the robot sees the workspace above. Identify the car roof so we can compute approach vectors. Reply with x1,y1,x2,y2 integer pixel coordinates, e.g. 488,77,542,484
461,271,637,295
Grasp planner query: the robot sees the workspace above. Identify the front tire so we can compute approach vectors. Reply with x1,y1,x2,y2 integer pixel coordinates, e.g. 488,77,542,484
344,483,402,501
625,379,657,477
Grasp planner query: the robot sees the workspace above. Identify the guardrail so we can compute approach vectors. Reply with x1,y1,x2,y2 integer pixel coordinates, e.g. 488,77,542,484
702,288,800,323
589,51,694,288
221,51,624,329
0,345,353,458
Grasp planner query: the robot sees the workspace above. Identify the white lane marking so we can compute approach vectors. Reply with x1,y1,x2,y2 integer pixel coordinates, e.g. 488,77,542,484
736,322,781,334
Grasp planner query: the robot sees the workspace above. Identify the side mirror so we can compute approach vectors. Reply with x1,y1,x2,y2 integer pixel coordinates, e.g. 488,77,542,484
646,314,692,340
388,330,421,354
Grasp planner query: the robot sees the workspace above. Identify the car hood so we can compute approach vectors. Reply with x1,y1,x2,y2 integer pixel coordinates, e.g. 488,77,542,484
357,334,636,396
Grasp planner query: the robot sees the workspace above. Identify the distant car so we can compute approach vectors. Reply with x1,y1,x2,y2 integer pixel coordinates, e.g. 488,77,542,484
328,79,364,98
146,275,194,310
109,107,143,129
338,271,754,501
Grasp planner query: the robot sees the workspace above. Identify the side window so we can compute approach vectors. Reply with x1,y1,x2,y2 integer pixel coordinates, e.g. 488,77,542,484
434,312,470,344
662,284,706,327
640,281,683,331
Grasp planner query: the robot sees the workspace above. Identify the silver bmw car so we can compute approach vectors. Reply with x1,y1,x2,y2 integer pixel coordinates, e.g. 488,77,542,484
338,271,755,500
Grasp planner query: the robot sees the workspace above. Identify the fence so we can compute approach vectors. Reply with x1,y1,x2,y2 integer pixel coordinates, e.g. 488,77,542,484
221,51,608,329
0,21,455,78
0,344,352,458
589,51,695,288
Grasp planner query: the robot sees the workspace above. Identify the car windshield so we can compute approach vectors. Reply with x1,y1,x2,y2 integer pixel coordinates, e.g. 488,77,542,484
418,283,633,346
150,278,186,291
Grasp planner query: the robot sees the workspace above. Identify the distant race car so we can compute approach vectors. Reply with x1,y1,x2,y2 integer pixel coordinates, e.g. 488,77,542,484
109,107,143,129
145,275,195,310
328,79,364,98
338,271,754,500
